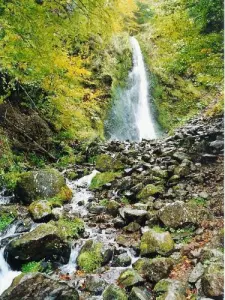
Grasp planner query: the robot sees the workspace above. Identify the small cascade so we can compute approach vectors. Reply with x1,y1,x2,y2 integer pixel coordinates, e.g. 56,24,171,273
0,225,21,295
105,36,157,141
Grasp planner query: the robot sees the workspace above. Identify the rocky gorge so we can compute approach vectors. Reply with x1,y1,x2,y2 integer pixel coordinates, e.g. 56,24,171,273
0,113,224,300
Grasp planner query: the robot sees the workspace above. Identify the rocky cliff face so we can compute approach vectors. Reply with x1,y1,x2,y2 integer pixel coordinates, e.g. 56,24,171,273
0,114,223,300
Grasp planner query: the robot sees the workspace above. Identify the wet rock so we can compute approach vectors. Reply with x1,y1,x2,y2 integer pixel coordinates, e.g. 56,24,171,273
118,269,144,288
174,163,190,177
112,253,132,267
15,220,32,234
188,262,204,283
158,201,212,228
153,279,186,300
106,200,120,217
209,140,223,151
1,273,79,300
129,287,153,300
113,217,126,228
116,233,140,249
133,257,174,283
5,223,70,269
14,169,72,205
137,184,164,200
85,275,107,295
140,229,174,256
28,200,52,222
123,222,141,233
119,208,148,225
201,263,224,298
103,284,128,300
89,205,105,214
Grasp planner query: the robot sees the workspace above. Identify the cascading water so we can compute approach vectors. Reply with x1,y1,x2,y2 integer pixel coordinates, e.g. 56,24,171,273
0,225,21,295
105,36,157,142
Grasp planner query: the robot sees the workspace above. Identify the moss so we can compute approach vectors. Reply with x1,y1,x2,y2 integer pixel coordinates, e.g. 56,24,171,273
29,200,52,221
48,186,73,207
140,230,174,256
188,197,207,207
0,213,15,232
95,154,124,172
21,261,43,273
77,241,103,273
103,284,128,300
117,269,143,287
99,199,109,206
90,171,121,190
152,225,166,233
154,279,170,293
54,217,84,239
137,184,164,199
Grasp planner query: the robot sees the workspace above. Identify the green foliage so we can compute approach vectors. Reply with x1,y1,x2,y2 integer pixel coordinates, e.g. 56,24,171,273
99,199,109,206
21,261,43,273
0,214,15,232
89,171,121,189
138,0,223,131
188,197,207,207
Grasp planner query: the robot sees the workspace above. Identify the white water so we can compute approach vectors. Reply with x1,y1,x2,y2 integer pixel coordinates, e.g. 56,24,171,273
0,225,21,295
105,36,157,141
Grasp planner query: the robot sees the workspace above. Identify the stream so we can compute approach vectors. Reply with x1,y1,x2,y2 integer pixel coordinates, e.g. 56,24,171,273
0,170,139,297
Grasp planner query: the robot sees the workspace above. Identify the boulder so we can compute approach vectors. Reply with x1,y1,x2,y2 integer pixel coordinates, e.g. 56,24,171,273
95,154,124,172
112,253,131,267
119,208,148,225
201,263,224,298
15,169,72,205
188,262,204,283
85,275,107,295
133,257,174,282
28,200,52,222
103,284,128,300
140,229,174,256
137,184,164,200
0,272,79,300
129,287,154,300
153,279,186,300
158,201,212,228
4,223,70,269
123,222,141,233
117,269,144,288
152,166,168,179
106,200,120,217
77,240,104,272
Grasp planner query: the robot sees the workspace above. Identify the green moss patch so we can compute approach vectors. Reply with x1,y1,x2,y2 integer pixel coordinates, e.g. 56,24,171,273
77,240,103,273
54,217,84,239
90,171,121,190
95,154,124,172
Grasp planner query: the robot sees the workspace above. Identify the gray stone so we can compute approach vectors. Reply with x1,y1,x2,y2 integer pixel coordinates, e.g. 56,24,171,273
112,253,132,267
188,262,204,283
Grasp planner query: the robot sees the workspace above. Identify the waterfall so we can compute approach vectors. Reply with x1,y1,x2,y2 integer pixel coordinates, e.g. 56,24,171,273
105,36,157,142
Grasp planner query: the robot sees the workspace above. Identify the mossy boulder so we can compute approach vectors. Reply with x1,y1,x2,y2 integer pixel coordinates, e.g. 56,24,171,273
95,154,124,172
140,229,174,256
106,200,121,216
158,201,212,228
14,169,72,205
133,257,174,283
1,273,79,300
53,216,84,239
201,262,224,298
90,171,121,190
103,284,128,300
129,287,153,300
137,184,164,200
152,166,168,179
77,240,104,272
4,223,70,269
117,269,144,288
154,279,186,300
28,200,52,222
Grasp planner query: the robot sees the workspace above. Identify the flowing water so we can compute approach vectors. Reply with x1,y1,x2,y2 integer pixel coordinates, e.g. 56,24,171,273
105,36,157,142
0,225,21,295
